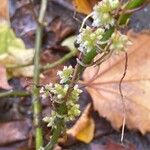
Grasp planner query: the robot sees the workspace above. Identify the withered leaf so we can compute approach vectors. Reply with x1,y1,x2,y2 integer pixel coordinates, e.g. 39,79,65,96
0,119,31,146
83,30,150,134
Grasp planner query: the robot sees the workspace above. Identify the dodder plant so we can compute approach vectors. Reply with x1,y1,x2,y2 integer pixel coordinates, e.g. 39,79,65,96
40,0,147,149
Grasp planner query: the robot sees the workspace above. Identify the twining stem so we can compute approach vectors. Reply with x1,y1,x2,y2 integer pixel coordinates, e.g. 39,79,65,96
32,0,48,149
0,90,30,98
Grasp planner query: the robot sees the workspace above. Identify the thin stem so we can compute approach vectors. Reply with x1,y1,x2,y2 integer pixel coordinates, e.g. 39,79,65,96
0,90,30,98
6,63,32,69
79,12,93,32
44,119,63,150
44,103,67,150
32,0,48,150
42,50,77,71
120,52,128,143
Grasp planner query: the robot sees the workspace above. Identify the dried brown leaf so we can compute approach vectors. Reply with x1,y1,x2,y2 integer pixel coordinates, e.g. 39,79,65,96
83,30,150,134
0,119,31,145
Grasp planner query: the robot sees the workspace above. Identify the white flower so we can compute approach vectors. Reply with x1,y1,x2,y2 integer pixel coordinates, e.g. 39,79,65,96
77,27,105,53
92,0,119,28
57,65,73,83
73,84,82,94
51,83,69,99
38,147,44,150
45,83,53,90
40,87,45,94
110,31,132,53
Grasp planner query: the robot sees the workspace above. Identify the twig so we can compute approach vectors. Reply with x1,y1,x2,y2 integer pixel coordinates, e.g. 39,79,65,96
119,52,128,143
6,63,32,69
42,50,77,71
32,0,48,150
79,12,93,32
0,90,30,98
29,0,39,23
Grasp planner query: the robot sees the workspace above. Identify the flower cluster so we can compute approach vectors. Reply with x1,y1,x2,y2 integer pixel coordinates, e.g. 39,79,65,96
77,0,131,55
40,66,82,128
57,65,73,84
77,27,105,53
65,85,82,121
92,0,119,28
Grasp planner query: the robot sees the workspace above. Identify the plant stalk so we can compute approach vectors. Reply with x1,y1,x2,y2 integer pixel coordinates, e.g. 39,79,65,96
81,0,146,70
42,50,77,71
0,90,30,98
44,0,145,149
32,0,48,149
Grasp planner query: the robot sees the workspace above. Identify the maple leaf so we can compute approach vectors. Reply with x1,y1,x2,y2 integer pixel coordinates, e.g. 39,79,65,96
73,0,99,15
83,30,150,134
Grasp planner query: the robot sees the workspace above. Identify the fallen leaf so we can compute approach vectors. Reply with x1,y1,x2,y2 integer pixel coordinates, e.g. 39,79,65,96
67,104,95,143
91,140,136,150
73,0,99,15
48,17,75,44
83,30,150,134
40,50,64,85
0,23,34,77
0,119,31,146
0,65,12,89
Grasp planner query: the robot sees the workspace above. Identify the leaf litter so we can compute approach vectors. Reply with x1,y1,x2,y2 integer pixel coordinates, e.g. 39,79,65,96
83,30,150,134
0,0,150,150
